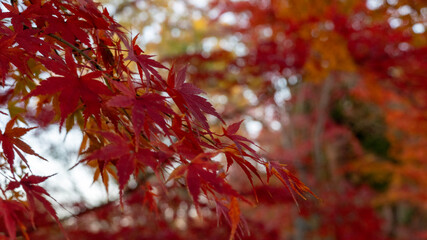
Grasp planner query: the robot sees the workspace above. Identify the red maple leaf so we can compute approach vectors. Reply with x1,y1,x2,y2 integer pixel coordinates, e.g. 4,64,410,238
222,120,260,157
123,35,167,85
80,131,159,206
25,51,111,126
62,0,114,31
0,34,27,84
0,198,28,240
266,161,317,207
44,15,91,46
166,65,224,130
0,118,45,172
1,1,54,55
6,174,65,235
169,152,241,210
107,81,174,145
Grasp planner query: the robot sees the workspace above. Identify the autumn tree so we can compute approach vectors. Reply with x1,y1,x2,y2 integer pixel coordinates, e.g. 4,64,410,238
0,0,314,239
99,0,427,239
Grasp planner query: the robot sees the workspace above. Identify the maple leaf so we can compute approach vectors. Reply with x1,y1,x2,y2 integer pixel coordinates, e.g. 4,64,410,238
25,51,111,126
166,65,224,130
107,81,174,145
224,149,263,201
0,198,28,240
81,131,158,206
0,1,55,56
169,152,241,211
44,15,91,46
222,120,260,157
6,174,65,236
123,35,167,84
0,118,46,172
0,34,27,84
266,161,317,207
1,1,36,31
215,199,249,240
170,115,208,160
62,0,115,31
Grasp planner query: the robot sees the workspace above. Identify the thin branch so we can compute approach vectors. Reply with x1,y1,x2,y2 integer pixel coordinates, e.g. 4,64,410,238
47,33,103,71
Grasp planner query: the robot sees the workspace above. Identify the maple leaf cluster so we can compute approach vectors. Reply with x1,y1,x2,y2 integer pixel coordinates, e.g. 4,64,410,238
0,0,313,239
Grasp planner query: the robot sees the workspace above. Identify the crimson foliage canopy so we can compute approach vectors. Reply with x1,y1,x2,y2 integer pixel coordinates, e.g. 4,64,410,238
0,0,312,239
